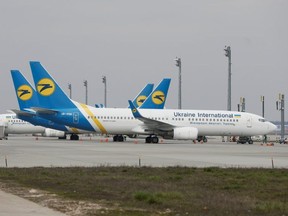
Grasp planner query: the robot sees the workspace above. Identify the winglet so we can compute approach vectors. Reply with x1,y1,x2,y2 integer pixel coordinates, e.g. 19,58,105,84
128,100,143,119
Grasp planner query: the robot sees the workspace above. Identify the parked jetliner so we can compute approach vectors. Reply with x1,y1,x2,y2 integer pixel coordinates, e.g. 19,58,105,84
11,70,89,140
0,113,65,139
28,61,276,143
10,70,166,140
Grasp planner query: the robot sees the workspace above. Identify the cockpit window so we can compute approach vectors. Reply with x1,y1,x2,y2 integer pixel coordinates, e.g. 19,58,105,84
258,118,265,122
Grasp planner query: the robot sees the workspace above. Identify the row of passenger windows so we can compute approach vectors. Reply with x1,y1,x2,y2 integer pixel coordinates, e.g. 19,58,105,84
87,116,239,122
88,116,135,120
173,118,239,122
8,120,26,123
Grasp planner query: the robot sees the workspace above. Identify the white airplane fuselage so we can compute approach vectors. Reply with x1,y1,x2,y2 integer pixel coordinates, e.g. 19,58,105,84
0,114,45,134
38,103,276,138
0,113,65,137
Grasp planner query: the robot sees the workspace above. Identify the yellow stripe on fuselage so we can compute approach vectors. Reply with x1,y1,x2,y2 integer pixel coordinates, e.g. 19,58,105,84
80,103,107,134
70,127,79,133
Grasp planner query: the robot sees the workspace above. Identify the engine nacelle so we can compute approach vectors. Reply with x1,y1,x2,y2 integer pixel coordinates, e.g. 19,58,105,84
173,127,198,140
42,128,66,138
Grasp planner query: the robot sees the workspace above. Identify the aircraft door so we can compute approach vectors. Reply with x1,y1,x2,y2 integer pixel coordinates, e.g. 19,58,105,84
246,116,252,128
73,112,79,124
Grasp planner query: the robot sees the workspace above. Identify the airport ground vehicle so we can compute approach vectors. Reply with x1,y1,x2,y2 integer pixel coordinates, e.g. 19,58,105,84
197,136,207,142
237,136,253,144
279,138,288,144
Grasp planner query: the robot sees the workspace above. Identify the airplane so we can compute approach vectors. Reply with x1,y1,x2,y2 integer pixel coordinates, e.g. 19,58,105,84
0,112,65,140
28,61,276,143
10,70,170,141
10,70,92,140
10,71,158,140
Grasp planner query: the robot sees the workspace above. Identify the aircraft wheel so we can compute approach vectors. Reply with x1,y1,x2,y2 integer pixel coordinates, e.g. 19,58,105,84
70,134,79,140
118,135,124,142
113,135,118,142
146,136,152,143
152,136,159,143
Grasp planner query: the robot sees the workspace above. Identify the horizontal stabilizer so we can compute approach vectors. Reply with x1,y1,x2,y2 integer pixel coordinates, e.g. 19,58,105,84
10,109,36,117
31,107,59,115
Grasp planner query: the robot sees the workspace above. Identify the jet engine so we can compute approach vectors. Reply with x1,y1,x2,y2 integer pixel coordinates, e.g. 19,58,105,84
42,128,66,138
172,127,198,140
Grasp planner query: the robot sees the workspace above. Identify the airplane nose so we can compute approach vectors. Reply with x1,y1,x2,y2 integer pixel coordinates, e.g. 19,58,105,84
268,122,277,133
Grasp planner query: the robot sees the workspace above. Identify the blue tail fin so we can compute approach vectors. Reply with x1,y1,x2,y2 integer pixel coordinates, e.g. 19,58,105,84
140,78,171,109
11,70,39,110
30,61,75,109
130,83,154,108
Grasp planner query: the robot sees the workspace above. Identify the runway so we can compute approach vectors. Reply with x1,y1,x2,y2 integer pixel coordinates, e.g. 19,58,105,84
0,136,287,168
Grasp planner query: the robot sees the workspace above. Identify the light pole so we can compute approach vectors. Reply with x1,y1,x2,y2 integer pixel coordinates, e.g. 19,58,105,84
224,46,232,142
224,46,232,111
102,76,107,107
68,83,72,99
241,97,245,112
260,96,265,117
83,80,88,105
238,97,245,112
174,57,182,109
276,94,285,143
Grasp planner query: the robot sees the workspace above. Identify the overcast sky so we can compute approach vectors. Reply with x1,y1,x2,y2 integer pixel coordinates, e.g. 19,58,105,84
0,0,287,121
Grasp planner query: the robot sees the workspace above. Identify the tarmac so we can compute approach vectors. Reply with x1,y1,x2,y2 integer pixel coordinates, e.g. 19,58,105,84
0,136,287,215
0,136,287,168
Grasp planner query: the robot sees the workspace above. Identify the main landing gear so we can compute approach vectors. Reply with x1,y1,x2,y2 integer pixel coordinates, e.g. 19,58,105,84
113,135,125,142
145,135,159,143
70,134,79,140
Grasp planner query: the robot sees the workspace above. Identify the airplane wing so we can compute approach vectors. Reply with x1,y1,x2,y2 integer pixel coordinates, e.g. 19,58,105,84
128,100,174,131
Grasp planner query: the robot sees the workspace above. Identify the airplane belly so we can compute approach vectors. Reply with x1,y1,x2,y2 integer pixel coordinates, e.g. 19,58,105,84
103,121,136,134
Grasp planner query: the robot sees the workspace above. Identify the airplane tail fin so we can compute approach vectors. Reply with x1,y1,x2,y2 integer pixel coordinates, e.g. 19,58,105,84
140,78,171,109
30,61,76,109
130,83,154,108
11,70,40,110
